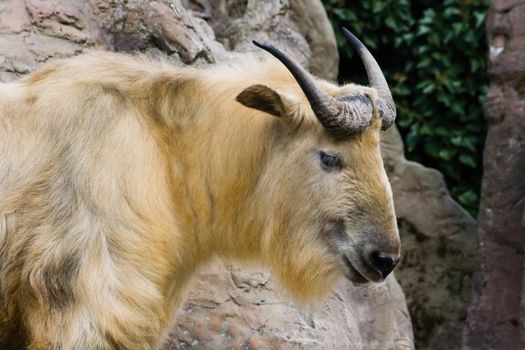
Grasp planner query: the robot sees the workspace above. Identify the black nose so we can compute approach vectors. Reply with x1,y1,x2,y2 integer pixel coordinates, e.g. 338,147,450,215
370,251,399,279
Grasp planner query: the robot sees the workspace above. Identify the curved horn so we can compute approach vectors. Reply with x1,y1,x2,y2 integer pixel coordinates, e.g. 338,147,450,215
342,27,396,129
252,40,372,137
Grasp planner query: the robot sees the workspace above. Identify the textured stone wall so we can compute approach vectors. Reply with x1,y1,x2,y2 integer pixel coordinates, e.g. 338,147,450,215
382,122,478,350
464,1,525,349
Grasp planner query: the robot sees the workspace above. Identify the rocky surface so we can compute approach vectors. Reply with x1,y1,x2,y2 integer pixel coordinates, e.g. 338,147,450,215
464,1,525,349
1,0,484,349
165,263,412,350
382,127,478,350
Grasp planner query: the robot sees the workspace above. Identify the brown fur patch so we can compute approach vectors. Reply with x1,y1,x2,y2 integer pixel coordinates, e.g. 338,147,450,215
41,254,80,310
0,314,26,350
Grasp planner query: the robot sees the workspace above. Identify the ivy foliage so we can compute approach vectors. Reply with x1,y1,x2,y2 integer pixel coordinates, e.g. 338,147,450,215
322,0,489,216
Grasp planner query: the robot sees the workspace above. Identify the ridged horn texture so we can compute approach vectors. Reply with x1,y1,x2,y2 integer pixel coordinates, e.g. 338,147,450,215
342,27,396,129
252,28,396,135
252,40,373,137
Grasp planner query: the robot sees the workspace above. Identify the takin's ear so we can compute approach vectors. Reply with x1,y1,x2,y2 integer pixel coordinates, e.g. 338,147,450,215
236,84,289,117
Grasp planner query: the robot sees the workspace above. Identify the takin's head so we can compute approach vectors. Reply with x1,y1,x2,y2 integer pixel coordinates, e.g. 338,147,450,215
235,28,401,301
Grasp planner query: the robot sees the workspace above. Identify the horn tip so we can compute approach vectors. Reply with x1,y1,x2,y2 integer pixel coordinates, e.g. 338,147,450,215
341,27,365,51
252,40,270,50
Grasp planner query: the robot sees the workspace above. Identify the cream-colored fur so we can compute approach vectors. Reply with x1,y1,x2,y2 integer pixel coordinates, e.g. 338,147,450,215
0,51,399,349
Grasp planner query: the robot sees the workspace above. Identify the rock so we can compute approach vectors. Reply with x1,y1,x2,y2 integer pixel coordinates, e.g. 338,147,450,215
165,263,412,350
0,0,31,34
0,0,91,82
381,125,478,350
144,1,210,63
198,0,312,68
464,1,525,349
26,0,92,44
288,0,339,81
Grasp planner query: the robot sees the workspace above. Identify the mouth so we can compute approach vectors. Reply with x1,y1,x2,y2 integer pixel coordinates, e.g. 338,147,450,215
321,220,387,284
341,255,368,284
341,254,382,284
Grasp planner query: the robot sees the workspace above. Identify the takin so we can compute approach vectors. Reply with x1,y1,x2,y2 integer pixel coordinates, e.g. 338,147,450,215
0,28,401,349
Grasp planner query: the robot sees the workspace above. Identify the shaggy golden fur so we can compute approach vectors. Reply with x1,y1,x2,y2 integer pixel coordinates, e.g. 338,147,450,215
0,51,400,349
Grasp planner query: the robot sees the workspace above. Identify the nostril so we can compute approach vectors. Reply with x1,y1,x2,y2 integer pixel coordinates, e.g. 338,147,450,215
370,251,399,279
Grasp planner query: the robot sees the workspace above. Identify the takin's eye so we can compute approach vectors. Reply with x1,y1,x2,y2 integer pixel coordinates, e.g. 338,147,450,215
319,151,344,172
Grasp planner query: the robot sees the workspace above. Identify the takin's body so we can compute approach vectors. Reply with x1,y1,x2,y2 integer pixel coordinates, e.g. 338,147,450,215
0,48,400,349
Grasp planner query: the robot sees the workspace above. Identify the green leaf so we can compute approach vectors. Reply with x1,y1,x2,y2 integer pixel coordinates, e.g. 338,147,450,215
459,154,477,168
439,148,457,160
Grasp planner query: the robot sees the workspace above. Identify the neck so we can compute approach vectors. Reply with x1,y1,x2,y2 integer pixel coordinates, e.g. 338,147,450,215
151,74,281,266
